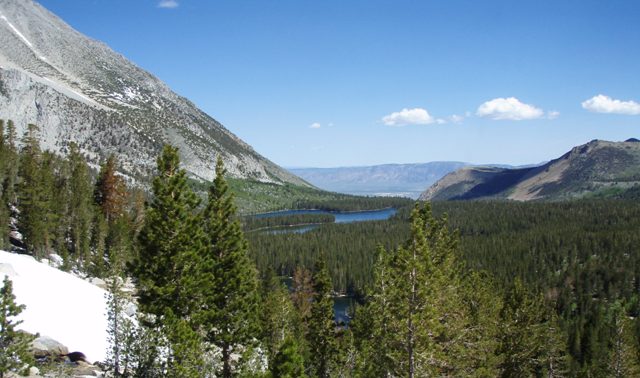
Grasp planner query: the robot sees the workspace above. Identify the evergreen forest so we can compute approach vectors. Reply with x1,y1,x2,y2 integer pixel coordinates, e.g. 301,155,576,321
0,119,639,377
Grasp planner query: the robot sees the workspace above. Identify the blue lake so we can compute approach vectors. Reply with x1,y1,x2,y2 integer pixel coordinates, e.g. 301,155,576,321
333,296,355,324
255,208,397,226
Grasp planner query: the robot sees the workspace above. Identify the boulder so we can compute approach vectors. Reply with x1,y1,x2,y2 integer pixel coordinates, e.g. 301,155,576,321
28,366,40,376
31,335,69,359
88,277,107,289
71,360,104,377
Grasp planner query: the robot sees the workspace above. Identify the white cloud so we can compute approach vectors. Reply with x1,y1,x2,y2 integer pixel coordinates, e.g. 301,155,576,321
158,0,179,9
449,114,465,123
382,107,435,126
309,122,321,129
476,97,544,121
547,111,560,120
581,94,640,115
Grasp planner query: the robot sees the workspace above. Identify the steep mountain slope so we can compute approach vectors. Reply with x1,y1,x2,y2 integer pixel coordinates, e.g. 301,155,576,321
420,139,640,201
0,0,307,186
289,162,469,198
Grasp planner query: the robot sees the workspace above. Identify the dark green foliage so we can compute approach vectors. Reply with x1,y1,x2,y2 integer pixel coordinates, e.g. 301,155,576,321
163,310,204,378
226,177,412,214
131,145,204,375
105,275,137,377
247,199,640,375
0,276,34,378
197,156,261,377
271,337,307,378
354,204,490,377
246,211,411,295
497,278,542,376
307,257,338,378
606,301,640,377
0,120,9,249
260,273,298,371
2,120,18,207
17,124,52,257
133,145,202,319
67,143,93,266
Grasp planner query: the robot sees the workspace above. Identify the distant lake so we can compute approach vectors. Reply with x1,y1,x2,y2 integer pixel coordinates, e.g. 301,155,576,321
334,296,355,324
255,208,396,225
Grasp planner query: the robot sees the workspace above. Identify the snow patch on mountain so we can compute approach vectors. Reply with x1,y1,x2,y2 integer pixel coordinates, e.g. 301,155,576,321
0,250,108,363
0,13,33,47
0,0,309,187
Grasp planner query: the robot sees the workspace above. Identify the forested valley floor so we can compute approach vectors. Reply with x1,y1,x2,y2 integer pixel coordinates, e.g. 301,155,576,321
0,119,639,377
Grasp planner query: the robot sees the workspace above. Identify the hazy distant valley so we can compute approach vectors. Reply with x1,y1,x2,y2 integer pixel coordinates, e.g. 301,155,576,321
289,162,469,198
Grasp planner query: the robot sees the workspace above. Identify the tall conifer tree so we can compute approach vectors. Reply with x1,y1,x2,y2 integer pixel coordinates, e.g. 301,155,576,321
355,203,482,377
132,145,203,375
307,257,337,378
2,120,18,207
0,120,8,249
261,272,299,370
197,156,261,377
18,124,50,257
67,143,93,265
0,276,34,378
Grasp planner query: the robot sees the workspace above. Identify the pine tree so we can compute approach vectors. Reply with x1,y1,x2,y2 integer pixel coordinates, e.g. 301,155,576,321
497,278,556,377
131,145,204,375
352,246,395,377
18,124,50,257
90,211,108,276
271,337,307,378
163,310,204,378
456,271,502,377
67,143,93,266
261,273,298,370
307,257,337,378
95,155,127,224
197,156,261,377
0,276,34,378
105,273,131,377
133,144,202,317
0,120,8,249
354,203,475,377
40,151,62,256
2,120,18,207
291,266,314,328
608,301,640,377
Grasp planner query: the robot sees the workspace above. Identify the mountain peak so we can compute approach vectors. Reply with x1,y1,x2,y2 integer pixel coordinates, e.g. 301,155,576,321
0,0,307,186
421,139,640,201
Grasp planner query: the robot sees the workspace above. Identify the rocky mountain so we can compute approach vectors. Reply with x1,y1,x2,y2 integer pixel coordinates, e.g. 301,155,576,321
289,162,469,198
421,139,640,201
0,0,307,186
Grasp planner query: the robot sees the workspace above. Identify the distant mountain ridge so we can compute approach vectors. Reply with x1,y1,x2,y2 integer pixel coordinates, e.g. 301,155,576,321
289,162,469,198
420,139,640,201
0,0,307,186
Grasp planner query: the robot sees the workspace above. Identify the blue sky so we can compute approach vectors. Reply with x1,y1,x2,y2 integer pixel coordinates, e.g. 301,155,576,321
38,0,640,167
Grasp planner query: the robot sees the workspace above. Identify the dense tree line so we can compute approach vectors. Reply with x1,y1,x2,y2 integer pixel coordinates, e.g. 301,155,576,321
246,199,640,375
0,120,140,276
2,119,639,376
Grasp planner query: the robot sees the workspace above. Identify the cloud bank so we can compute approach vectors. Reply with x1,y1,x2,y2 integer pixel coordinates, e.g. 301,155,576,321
158,0,179,9
382,108,435,126
582,94,640,115
476,97,544,121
